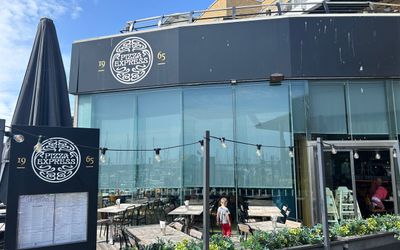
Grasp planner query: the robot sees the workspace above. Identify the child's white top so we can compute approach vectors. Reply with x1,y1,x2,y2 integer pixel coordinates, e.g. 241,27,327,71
218,206,230,224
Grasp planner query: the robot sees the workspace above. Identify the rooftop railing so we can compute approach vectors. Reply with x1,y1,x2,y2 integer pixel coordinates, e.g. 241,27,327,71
120,1,400,33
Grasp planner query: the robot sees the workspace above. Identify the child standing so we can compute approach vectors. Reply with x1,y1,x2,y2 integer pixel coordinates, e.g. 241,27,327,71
216,197,231,237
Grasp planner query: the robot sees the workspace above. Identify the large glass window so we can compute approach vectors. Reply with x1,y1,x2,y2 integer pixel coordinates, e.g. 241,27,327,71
85,93,136,191
309,82,347,134
137,90,182,188
291,81,306,133
235,84,292,188
183,87,234,187
347,81,389,135
393,81,400,133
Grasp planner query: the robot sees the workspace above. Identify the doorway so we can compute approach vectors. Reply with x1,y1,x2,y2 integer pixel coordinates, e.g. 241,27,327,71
306,140,400,225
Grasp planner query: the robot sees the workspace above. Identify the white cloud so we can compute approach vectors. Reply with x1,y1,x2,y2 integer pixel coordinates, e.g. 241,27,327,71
71,0,83,20
0,0,82,125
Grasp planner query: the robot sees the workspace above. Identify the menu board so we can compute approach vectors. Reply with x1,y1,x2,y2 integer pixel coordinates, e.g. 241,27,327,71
17,192,88,249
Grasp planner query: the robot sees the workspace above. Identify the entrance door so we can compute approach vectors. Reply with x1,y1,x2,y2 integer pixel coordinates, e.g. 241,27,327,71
324,150,359,222
307,140,400,225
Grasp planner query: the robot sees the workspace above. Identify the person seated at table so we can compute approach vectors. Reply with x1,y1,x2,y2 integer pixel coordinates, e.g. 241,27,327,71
370,177,388,210
217,197,231,237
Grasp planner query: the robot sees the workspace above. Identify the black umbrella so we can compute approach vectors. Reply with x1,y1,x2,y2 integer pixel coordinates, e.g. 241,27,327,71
0,17,72,203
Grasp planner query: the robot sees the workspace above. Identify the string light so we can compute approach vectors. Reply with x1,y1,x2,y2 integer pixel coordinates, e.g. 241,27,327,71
353,151,359,159
256,144,262,157
154,148,161,162
289,146,294,158
394,149,397,158
331,145,337,155
375,152,381,160
100,147,108,163
4,131,24,143
220,137,227,149
34,135,43,153
4,126,296,164
199,140,204,151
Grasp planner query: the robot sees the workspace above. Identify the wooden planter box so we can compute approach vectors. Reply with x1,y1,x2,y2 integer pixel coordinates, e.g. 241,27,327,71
342,232,400,250
281,232,400,250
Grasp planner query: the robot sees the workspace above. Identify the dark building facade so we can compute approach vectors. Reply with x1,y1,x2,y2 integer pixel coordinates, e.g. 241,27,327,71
70,14,400,225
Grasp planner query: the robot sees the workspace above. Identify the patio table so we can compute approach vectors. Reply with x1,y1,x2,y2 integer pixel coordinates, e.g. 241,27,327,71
168,205,203,234
247,206,283,218
126,224,195,246
97,203,142,244
246,221,288,231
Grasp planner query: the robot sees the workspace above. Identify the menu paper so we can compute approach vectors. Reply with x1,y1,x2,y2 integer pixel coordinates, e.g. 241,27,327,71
17,192,88,249
17,194,55,249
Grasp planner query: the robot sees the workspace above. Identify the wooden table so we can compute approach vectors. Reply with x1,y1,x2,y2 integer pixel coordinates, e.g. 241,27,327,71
246,221,288,231
97,203,141,214
126,224,195,246
247,206,283,218
168,205,203,233
97,203,142,244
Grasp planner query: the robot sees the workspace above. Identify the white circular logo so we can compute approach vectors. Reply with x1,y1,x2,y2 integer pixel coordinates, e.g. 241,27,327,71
110,36,153,84
31,137,81,183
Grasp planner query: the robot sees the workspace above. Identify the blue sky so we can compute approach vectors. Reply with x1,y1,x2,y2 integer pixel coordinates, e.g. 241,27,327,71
0,0,212,124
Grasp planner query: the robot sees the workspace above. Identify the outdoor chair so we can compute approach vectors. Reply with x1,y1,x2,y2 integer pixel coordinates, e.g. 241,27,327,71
148,199,161,223
96,218,111,241
113,206,136,249
189,228,203,239
134,203,148,225
238,223,253,241
171,221,184,232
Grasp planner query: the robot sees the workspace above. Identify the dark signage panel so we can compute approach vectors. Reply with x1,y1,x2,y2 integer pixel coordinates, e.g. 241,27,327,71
69,15,400,94
5,126,99,250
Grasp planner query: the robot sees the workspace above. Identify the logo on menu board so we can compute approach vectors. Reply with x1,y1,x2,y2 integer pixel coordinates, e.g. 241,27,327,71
31,137,81,183
110,36,153,84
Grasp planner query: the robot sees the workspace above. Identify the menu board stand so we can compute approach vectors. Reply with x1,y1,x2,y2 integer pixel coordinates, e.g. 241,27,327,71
5,126,99,250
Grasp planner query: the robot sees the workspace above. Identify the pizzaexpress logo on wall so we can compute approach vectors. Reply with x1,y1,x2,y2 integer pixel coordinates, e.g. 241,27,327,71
31,137,81,183
110,36,153,84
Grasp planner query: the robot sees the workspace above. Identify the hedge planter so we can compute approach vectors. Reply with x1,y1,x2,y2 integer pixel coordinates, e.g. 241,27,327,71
281,233,400,250
281,241,345,250
341,232,400,250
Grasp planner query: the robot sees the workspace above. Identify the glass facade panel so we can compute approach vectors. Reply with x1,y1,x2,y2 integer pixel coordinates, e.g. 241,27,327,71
183,87,234,187
87,93,136,191
137,90,182,188
347,81,389,135
392,81,400,133
309,82,347,134
291,81,306,133
235,84,292,188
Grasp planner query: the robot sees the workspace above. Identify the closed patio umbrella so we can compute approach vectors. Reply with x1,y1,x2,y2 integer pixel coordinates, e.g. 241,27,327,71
0,17,72,204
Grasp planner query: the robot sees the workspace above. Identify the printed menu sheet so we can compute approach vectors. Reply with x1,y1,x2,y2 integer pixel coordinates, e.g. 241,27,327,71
17,192,88,249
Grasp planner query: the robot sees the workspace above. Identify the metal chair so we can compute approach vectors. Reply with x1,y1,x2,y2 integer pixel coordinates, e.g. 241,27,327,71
238,223,253,241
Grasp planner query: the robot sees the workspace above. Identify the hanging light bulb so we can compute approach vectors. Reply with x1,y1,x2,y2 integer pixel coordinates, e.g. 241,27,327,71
154,148,161,162
220,137,227,149
199,140,204,151
99,147,107,163
4,131,24,143
393,149,397,159
353,151,359,159
331,145,337,155
256,144,262,157
375,152,381,160
289,147,294,158
13,134,24,143
34,135,43,153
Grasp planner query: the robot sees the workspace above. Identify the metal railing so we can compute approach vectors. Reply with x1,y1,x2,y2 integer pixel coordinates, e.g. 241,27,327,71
121,1,400,33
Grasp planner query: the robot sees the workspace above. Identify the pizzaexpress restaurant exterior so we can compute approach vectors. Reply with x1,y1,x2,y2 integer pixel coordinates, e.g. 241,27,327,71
70,14,400,226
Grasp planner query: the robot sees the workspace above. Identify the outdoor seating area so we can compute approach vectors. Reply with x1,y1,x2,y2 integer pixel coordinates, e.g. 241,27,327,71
96,195,300,249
